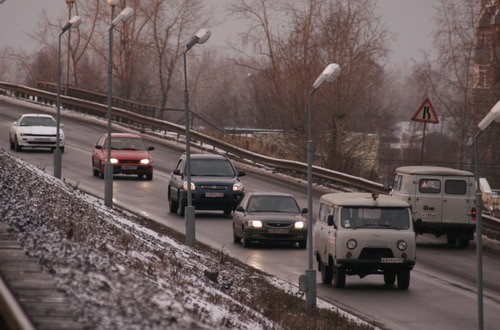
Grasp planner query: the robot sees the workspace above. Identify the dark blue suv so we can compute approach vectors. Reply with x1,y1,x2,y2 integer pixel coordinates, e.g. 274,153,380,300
168,153,246,216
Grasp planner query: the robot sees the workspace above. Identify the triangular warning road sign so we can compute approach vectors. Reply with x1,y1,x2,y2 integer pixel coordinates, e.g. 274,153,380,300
412,97,439,124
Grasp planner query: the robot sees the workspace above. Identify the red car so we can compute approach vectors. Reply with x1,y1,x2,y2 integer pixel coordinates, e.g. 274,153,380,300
92,133,154,180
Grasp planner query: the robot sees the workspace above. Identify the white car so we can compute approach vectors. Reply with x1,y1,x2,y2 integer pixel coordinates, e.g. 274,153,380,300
9,114,65,152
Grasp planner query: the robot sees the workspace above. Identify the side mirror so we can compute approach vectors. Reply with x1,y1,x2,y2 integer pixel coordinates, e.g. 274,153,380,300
60,123,65,128
172,169,181,176
238,171,246,177
95,145,103,150
301,208,308,214
327,214,336,228
148,146,155,151
236,206,245,212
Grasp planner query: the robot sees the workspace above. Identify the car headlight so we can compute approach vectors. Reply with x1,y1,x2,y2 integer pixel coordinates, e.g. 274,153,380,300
233,182,244,191
182,181,196,191
294,221,305,229
140,159,150,164
110,158,118,164
397,240,408,251
247,220,263,228
346,239,357,250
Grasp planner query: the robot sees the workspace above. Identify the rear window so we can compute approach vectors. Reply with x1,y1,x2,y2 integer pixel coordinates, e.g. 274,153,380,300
445,180,467,195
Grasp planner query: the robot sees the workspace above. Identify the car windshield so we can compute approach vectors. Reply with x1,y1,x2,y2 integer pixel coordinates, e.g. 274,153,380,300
190,159,236,177
109,137,147,150
341,207,410,230
20,116,56,127
247,195,300,213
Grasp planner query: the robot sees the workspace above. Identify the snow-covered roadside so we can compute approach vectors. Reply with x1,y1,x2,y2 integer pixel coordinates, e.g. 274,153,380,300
0,149,279,329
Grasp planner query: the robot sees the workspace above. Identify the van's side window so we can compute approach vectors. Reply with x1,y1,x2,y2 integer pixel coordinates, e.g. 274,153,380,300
419,179,441,194
318,203,329,224
393,174,402,191
445,180,467,195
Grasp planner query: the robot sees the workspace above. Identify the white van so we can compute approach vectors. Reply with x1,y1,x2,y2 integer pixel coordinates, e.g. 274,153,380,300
313,192,416,289
390,166,476,248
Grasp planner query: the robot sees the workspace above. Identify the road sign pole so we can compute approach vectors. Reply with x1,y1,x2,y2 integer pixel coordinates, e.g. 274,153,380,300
420,122,427,165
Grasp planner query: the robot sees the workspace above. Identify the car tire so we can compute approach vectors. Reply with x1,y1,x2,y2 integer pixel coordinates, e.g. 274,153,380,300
242,235,251,248
320,262,333,284
177,196,185,216
9,135,14,150
14,137,22,151
447,233,457,245
233,225,241,243
168,190,178,213
298,241,307,249
61,147,65,154
333,265,346,288
397,269,410,290
457,237,470,249
223,207,232,216
98,163,104,179
146,173,153,181
92,168,99,177
384,271,396,285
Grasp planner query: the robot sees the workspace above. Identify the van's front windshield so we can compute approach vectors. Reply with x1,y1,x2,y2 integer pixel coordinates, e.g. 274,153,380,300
341,207,410,230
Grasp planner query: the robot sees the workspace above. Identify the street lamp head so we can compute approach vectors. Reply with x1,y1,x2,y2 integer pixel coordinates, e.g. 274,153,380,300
478,100,500,131
107,0,120,6
186,28,211,50
312,63,341,90
61,15,81,33
111,6,133,26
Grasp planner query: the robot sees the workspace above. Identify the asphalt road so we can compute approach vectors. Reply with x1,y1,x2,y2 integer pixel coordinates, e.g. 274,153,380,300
1,97,500,330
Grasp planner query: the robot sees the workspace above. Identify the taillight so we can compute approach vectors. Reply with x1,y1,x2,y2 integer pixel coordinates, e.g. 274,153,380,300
471,207,477,221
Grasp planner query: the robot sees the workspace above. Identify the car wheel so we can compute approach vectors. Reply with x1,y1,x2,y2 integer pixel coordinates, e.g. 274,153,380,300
384,271,396,285
233,225,241,243
447,233,457,245
397,269,410,290
223,207,232,216
61,147,65,154
320,262,333,284
98,163,105,179
168,190,178,213
146,173,153,181
241,234,251,248
14,137,22,151
177,196,185,216
333,265,346,288
457,237,470,249
298,241,307,249
9,135,14,150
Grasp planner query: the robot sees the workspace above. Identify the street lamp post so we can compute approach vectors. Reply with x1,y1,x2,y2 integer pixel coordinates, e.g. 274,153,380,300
473,100,500,330
54,15,81,179
64,0,76,95
183,28,211,247
300,63,341,310
104,5,134,207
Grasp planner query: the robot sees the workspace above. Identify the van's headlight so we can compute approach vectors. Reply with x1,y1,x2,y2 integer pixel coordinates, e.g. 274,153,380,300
247,220,262,228
397,240,408,251
233,182,244,191
346,239,357,250
182,181,196,190
294,221,305,229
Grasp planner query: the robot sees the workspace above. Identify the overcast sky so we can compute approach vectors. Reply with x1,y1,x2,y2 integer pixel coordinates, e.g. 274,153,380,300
0,0,437,66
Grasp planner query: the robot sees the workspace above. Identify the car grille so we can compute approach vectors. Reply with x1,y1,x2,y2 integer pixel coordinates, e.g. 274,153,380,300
23,134,57,137
266,222,292,228
120,160,138,164
358,248,394,260
199,185,228,190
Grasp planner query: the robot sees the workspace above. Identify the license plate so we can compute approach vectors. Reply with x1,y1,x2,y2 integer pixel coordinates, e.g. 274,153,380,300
121,165,137,170
35,138,51,142
381,258,403,263
269,228,289,234
205,192,224,198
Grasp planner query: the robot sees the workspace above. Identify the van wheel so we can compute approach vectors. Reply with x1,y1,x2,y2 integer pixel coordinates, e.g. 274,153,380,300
384,271,396,285
446,233,457,245
333,266,346,288
457,237,470,248
397,269,410,290
320,262,333,284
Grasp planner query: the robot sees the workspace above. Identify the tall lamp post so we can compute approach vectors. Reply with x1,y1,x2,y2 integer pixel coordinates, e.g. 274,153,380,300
473,100,500,330
104,5,134,207
64,0,76,95
183,28,211,247
301,63,341,310
54,15,81,179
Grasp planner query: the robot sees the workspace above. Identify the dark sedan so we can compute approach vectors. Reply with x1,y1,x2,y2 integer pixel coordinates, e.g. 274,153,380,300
232,192,308,248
